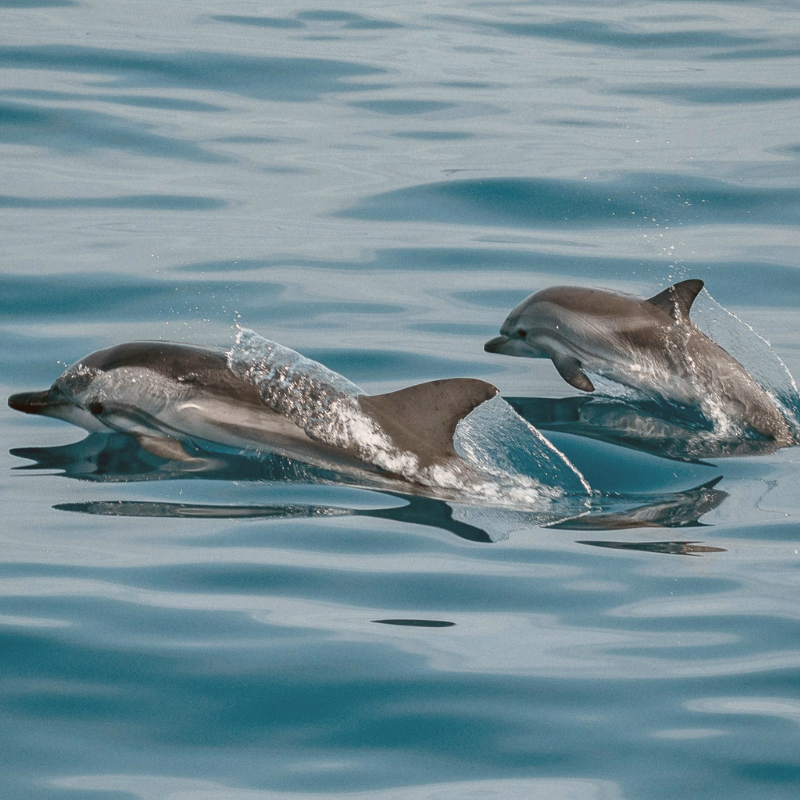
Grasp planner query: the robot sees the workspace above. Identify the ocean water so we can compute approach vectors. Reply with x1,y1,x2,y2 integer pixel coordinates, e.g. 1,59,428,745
3,1,800,798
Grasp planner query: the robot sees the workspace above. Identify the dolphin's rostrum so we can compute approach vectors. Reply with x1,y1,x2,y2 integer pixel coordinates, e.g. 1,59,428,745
485,279,793,444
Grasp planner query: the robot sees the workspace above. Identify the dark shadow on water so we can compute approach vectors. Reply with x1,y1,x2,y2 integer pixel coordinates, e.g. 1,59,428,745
213,11,402,31
507,395,781,463
392,131,475,141
55,500,354,521
0,88,225,112
0,0,76,5
578,540,727,556
615,84,800,105
372,619,456,627
54,497,496,544
295,10,403,29
11,433,356,484
350,100,455,115
212,14,305,30
705,47,800,62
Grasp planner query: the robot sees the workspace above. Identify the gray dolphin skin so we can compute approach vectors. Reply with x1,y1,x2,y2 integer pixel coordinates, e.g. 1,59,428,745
8,341,498,487
485,279,792,444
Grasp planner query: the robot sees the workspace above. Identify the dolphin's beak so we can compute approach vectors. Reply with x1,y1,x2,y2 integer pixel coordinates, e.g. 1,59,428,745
484,335,547,359
484,335,511,354
8,390,56,415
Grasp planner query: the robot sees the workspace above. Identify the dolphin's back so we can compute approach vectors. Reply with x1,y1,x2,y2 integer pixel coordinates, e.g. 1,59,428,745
534,286,661,321
79,342,246,395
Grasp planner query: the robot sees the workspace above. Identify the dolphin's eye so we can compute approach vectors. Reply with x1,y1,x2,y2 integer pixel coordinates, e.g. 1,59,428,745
517,330,527,339
88,401,104,416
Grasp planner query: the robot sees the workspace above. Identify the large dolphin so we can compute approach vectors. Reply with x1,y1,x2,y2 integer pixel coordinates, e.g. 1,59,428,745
8,337,500,492
484,279,793,445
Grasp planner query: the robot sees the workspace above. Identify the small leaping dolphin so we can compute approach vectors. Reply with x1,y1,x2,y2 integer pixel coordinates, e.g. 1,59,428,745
8,335,503,493
484,279,793,445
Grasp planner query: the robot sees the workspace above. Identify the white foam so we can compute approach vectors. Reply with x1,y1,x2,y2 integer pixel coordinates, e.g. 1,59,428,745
227,328,423,480
53,362,103,398
227,328,589,507
692,292,800,437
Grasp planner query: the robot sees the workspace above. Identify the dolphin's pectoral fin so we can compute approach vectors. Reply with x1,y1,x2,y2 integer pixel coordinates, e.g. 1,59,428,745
646,279,704,320
132,433,195,463
358,379,498,469
132,433,222,472
552,355,595,392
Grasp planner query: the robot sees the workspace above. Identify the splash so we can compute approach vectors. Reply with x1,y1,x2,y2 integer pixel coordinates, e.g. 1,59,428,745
584,289,799,442
53,362,103,398
454,395,591,496
227,328,589,507
227,328,420,478
692,291,800,436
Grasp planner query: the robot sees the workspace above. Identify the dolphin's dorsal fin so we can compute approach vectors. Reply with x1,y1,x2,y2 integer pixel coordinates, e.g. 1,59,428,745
646,279,704,320
357,379,498,469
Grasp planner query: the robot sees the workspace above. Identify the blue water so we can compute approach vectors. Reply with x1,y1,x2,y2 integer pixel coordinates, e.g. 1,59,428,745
3,2,800,798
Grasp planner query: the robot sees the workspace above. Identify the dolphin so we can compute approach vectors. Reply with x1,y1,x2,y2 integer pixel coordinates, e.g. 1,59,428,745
484,279,793,444
8,338,500,492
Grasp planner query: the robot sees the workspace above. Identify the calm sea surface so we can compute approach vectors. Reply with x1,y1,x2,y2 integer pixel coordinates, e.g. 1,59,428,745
3,2,800,798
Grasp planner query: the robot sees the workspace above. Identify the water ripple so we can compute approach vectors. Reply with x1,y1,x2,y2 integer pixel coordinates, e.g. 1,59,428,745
339,173,800,229
0,45,385,102
0,88,225,112
0,274,403,324
0,194,225,210
1,0,75,5
472,18,765,51
0,100,229,163
617,84,800,105
50,775,627,800
350,100,455,116
213,11,403,32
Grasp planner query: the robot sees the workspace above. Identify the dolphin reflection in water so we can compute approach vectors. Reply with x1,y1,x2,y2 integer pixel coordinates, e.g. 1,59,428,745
485,279,795,446
507,395,784,463
12,431,729,548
